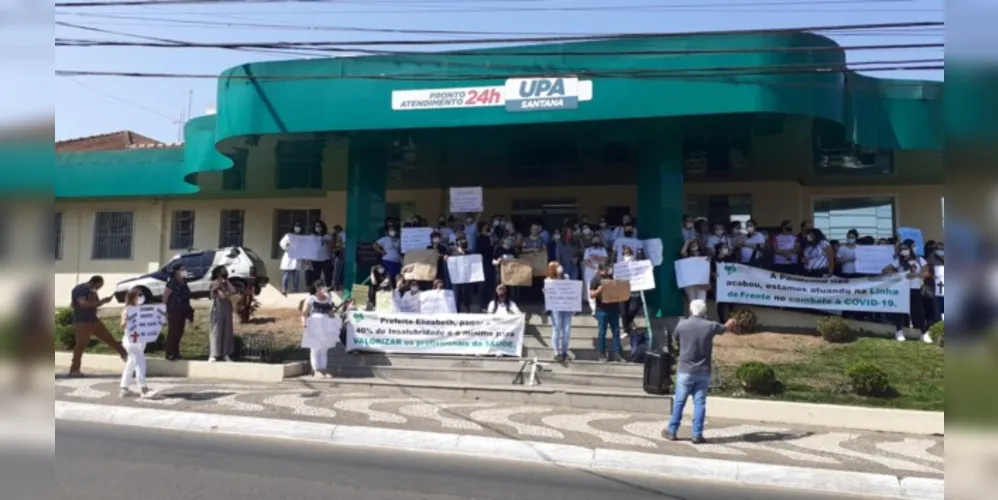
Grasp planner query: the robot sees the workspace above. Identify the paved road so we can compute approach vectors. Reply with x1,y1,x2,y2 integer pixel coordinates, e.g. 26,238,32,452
54,374,945,478
56,421,890,500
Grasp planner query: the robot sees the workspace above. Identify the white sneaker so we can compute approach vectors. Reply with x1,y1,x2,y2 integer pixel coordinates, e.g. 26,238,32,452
118,388,131,398
207,358,217,363
139,387,153,398
895,330,907,342
224,356,233,362
922,332,934,344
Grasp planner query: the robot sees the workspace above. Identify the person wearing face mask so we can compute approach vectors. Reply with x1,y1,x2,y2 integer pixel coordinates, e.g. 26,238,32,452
883,241,932,343
476,221,495,309
613,214,637,242
488,285,522,317
521,223,547,301
693,218,710,249
397,280,422,313
612,223,643,263
373,225,403,282
582,236,609,313
710,243,737,323
207,265,237,363
681,215,697,243
736,219,766,265
802,228,835,277
552,229,579,281
306,220,335,287
590,265,625,363
836,229,861,278
163,265,193,362
598,217,615,248
705,223,730,258
301,280,339,378
619,246,644,340
492,236,521,306
368,264,391,311
278,222,304,294
462,215,479,251
771,220,801,274
544,262,574,362
331,224,346,290
426,231,451,290
922,240,944,326
451,238,474,313
117,287,158,398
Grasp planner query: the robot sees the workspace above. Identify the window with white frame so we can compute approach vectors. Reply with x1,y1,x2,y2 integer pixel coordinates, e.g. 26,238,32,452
54,212,63,260
813,196,895,241
218,209,245,247
169,210,196,250
91,211,134,260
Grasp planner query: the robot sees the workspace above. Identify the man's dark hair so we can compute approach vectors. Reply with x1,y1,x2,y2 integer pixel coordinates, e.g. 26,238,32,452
87,275,104,285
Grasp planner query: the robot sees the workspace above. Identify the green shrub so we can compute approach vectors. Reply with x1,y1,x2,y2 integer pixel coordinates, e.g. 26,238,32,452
817,316,856,343
846,362,891,397
729,309,758,334
735,361,778,395
55,324,76,350
927,321,944,346
55,308,73,327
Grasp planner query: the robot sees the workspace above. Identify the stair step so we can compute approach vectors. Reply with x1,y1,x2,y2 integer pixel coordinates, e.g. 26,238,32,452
333,365,642,390
328,351,644,375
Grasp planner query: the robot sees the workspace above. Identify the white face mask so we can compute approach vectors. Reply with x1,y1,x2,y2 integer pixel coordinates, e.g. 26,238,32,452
388,230,397,237
553,234,561,240
623,256,634,262
292,227,302,233
556,265,564,274
432,238,440,244
935,249,944,257
582,228,592,235
715,229,724,236
746,226,755,233
135,296,145,305
506,224,514,231
900,250,911,258
410,286,420,293
622,216,631,224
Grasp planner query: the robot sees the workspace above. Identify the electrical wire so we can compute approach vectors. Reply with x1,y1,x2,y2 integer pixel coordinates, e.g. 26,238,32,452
54,0,935,10
64,76,180,121
55,12,946,38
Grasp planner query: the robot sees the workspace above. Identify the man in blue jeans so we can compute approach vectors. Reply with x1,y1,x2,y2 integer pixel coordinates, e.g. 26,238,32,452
664,299,735,444
589,265,625,363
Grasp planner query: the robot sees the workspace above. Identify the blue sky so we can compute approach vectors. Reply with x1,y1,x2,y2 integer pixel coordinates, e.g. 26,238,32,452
54,0,944,142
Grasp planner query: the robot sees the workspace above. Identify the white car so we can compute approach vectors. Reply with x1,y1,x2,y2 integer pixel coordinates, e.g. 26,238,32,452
113,246,269,303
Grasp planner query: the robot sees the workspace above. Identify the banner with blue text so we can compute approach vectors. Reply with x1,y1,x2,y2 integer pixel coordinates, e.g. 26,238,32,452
346,311,524,357
716,263,910,314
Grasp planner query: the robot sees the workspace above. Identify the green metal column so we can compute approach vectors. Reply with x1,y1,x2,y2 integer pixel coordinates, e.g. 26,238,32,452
343,135,387,288
636,132,685,318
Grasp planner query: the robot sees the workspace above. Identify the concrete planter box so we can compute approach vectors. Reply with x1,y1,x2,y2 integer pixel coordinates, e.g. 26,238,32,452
53,352,307,383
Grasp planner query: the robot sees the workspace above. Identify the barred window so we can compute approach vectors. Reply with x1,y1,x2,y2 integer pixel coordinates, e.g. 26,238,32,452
91,211,133,260
169,210,196,250
218,209,245,247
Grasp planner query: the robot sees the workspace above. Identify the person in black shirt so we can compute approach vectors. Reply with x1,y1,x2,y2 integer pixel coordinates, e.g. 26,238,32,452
451,237,474,313
476,221,495,310
427,231,450,290
68,275,127,376
589,265,624,363
163,265,193,361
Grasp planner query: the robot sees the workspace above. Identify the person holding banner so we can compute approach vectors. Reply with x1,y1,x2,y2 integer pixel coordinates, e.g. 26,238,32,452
492,237,521,303
582,237,609,313
710,242,737,323
278,222,304,294
545,262,574,362
590,266,624,363
118,287,160,398
300,280,340,378
680,239,709,304
618,246,644,336
450,238,475,313
373,225,403,282
884,242,932,343
308,220,336,287
802,228,836,277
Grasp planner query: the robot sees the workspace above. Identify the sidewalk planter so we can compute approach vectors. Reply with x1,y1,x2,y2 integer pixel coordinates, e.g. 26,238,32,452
53,352,307,383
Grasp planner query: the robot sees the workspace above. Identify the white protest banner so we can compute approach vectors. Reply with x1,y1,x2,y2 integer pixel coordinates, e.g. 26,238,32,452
641,238,664,266
716,263,910,314
419,289,457,314
124,305,167,343
674,256,710,288
288,234,325,261
446,254,485,284
449,186,483,213
934,265,944,297
854,245,896,274
613,260,656,292
302,316,342,349
346,311,524,357
401,227,433,254
544,279,583,312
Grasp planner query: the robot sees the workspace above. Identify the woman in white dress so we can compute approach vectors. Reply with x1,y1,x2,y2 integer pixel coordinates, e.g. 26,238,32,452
582,237,609,313
300,281,339,378
278,222,304,294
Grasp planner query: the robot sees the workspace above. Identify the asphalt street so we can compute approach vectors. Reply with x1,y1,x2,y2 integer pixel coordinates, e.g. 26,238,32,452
56,421,892,500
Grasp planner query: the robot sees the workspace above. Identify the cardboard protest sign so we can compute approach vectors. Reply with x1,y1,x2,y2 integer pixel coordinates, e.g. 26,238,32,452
375,291,396,312
521,250,549,277
601,279,631,304
501,259,533,287
350,284,370,308
402,249,439,281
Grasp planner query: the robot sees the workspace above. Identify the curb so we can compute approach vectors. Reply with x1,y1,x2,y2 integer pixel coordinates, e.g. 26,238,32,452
53,352,307,383
55,401,942,500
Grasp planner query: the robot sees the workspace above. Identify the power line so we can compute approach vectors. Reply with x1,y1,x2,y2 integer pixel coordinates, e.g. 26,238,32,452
53,20,945,48
64,76,179,121
55,12,947,38
54,0,933,10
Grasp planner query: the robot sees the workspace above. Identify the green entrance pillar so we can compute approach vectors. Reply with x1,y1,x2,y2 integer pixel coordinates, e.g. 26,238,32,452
343,136,387,289
636,133,685,319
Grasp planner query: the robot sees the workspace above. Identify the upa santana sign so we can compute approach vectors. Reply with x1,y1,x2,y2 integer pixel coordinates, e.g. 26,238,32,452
504,77,580,112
